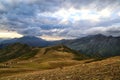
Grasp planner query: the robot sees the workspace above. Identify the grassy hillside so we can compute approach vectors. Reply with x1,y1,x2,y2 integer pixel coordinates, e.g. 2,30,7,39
0,43,88,62
0,43,39,62
0,43,88,76
0,43,119,80
0,56,120,80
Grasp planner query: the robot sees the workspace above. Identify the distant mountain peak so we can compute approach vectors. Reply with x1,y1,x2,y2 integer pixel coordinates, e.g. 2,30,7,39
0,35,49,47
87,34,106,38
20,36,40,39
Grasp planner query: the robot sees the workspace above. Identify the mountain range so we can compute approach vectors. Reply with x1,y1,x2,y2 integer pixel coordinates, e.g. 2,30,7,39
0,36,51,48
0,34,120,58
65,34,120,57
0,34,120,79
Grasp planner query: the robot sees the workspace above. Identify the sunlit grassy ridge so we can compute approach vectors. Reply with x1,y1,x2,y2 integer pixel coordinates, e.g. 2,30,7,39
0,43,89,77
0,43,88,62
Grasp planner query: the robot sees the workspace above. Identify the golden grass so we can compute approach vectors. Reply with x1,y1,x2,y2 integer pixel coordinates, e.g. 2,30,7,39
0,56,120,80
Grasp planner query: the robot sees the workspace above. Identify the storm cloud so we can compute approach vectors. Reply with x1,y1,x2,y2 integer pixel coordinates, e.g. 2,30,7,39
0,0,120,40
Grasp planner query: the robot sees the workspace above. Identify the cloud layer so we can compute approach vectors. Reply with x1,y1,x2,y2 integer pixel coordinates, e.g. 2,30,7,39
0,0,120,40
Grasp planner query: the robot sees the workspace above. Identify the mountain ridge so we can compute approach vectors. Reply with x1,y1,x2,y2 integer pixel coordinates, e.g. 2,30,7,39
0,43,87,63
65,34,120,57
0,36,50,48
0,34,120,57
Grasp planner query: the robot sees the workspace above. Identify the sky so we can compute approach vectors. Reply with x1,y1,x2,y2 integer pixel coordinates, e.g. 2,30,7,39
0,0,120,40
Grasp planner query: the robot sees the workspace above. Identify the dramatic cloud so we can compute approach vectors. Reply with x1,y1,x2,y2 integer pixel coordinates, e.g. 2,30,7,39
0,0,120,40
